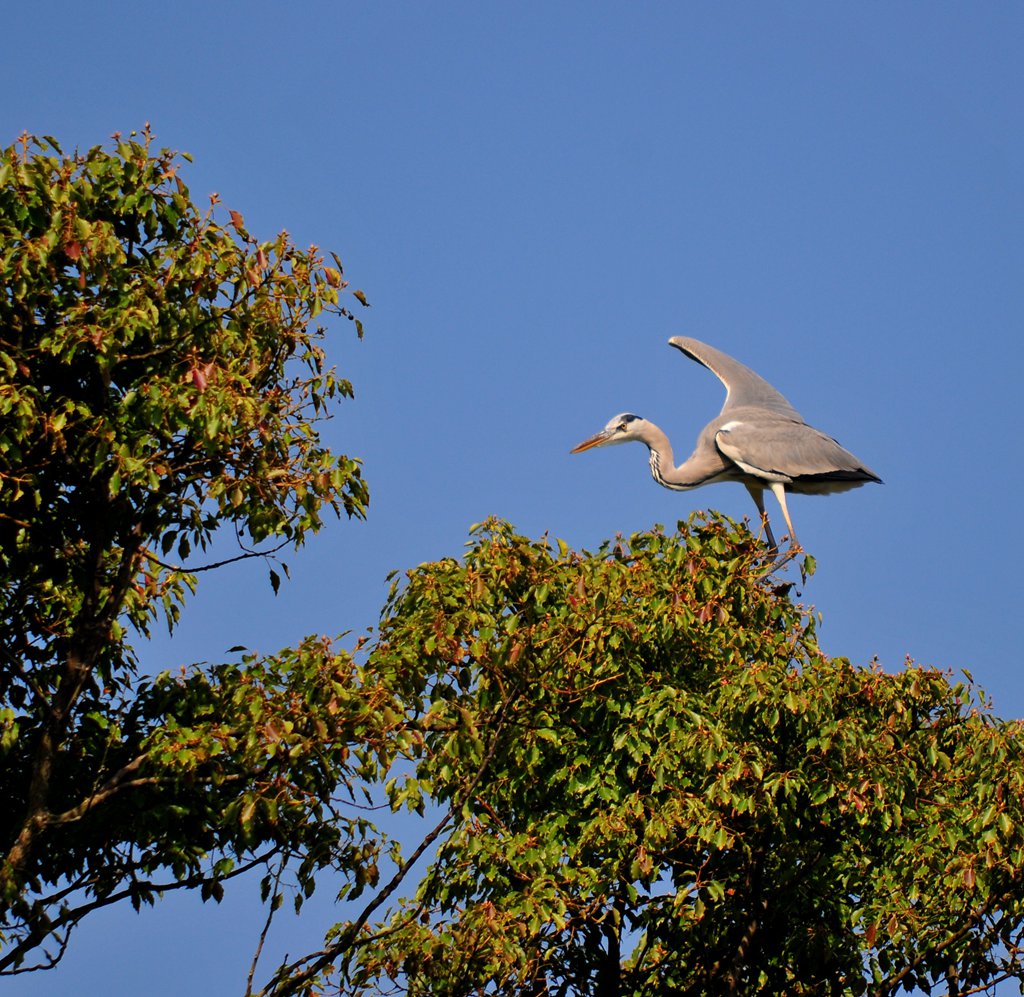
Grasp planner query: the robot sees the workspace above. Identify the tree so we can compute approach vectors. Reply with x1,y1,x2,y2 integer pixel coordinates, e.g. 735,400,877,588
5,129,1024,997
279,516,1024,997
0,129,383,973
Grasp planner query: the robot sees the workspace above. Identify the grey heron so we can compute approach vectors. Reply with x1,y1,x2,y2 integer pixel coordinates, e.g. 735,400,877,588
570,337,882,550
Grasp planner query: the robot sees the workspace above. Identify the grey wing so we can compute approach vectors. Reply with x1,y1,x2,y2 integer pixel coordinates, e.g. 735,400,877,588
714,418,882,492
668,337,802,419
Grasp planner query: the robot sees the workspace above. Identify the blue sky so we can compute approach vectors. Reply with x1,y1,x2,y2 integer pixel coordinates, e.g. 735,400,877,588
5,3,1023,993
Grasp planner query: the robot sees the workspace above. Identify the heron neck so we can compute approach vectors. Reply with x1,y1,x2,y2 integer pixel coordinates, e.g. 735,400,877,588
648,447,692,491
644,423,724,491
645,425,686,490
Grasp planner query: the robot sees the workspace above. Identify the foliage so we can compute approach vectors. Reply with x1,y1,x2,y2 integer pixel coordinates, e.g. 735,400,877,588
270,517,1024,997
0,129,372,972
4,128,1024,997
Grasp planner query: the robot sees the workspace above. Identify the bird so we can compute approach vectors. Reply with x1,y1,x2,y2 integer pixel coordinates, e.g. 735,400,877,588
570,337,882,550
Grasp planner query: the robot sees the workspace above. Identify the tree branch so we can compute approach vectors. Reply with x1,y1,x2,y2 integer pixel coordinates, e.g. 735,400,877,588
259,685,522,997
143,538,289,575
246,855,291,997
0,848,278,974
872,891,1021,997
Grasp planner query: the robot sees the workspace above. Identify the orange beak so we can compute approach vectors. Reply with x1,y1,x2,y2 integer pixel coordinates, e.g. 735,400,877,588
569,430,613,454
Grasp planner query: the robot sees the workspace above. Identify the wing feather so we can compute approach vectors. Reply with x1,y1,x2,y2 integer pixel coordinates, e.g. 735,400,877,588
669,337,802,418
714,418,881,490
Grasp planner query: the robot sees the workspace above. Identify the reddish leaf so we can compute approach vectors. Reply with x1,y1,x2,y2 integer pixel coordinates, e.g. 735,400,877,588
188,366,208,392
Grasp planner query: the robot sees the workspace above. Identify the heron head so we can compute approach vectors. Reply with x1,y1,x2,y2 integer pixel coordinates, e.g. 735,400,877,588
570,413,647,453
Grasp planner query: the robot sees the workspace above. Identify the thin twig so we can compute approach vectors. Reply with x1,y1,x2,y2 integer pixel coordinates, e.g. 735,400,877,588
143,539,289,575
247,856,291,996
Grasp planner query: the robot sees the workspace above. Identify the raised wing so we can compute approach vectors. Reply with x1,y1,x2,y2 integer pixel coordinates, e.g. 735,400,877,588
668,337,802,419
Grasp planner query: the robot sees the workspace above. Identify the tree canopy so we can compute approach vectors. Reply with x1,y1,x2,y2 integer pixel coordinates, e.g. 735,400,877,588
0,129,373,971
293,518,1024,997
3,130,1024,997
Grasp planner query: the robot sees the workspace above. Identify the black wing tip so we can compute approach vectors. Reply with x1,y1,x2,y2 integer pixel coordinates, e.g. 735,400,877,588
667,336,706,366
800,468,883,484
668,335,696,353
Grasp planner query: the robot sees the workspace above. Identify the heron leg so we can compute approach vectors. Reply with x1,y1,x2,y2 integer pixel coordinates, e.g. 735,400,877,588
744,484,778,550
768,481,798,545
